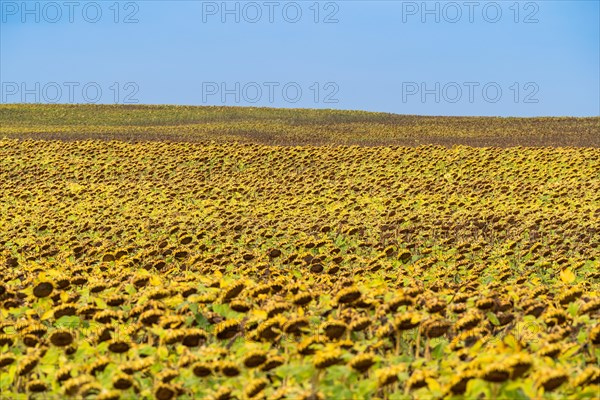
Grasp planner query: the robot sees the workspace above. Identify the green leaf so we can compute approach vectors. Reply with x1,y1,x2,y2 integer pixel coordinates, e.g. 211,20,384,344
486,312,500,326
55,315,81,329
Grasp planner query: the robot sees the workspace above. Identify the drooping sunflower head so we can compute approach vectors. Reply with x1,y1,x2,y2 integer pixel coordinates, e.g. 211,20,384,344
244,377,269,398
394,312,422,331
481,363,511,383
322,320,348,340
218,361,241,377
536,369,569,392
27,379,48,393
49,329,74,347
243,350,268,368
314,348,343,369
590,324,600,345
376,365,401,387
507,353,533,379
406,369,431,391
348,353,376,373
112,373,134,390
571,365,600,388
335,286,361,305
107,339,131,354
447,370,476,395
214,319,241,340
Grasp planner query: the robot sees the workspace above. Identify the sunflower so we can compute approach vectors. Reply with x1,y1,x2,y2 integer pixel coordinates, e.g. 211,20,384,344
219,361,241,377
112,374,134,390
181,328,208,347
590,324,600,345
157,369,179,383
50,329,74,347
256,317,283,341
154,383,176,400
406,370,430,390
377,366,400,387
349,353,376,373
94,310,121,324
214,320,241,340
314,348,343,369
544,309,568,327
245,378,269,398
107,339,130,354
63,375,94,396
56,366,72,382
423,319,451,339
283,316,310,335
266,302,290,318
557,286,583,305
507,353,532,379
455,312,482,331
539,343,563,358
298,337,319,355
394,312,422,331
211,387,233,400
222,281,245,302
322,320,347,340
88,357,110,376
26,379,47,392
537,370,568,392
0,355,15,368
161,329,185,345
261,355,285,372
53,303,78,319
335,287,361,304
0,334,14,347
292,292,313,306
192,361,212,377
350,317,371,332
572,365,600,387
475,297,495,311
230,299,251,312
32,281,53,298
243,350,268,368
140,309,163,326
448,370,476,395
482,364,511,383
22,333,40,347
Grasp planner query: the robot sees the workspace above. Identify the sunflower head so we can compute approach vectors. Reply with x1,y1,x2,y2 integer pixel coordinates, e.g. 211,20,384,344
50,329,74,347
507,353,532,379
482,364,511,383
112,373,134,390
214,319,241,340
245,378,269,398
220,361,241,377
394,312,422,331
322,320,347,340
335,287,361,304
536,369,568,392
27,379,47,393
243,350,268,368
314,348,343,369
349,353,376,373
406,369,431,391
377,365,401,387
107,339,130,354
590,324,600,345
572,365,600,387
191,361,212,377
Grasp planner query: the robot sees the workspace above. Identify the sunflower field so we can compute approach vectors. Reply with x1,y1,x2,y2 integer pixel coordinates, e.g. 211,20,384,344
0,105,599,399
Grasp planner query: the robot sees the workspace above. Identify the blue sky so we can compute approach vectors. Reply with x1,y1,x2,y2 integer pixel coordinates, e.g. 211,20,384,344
1,0,599,116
